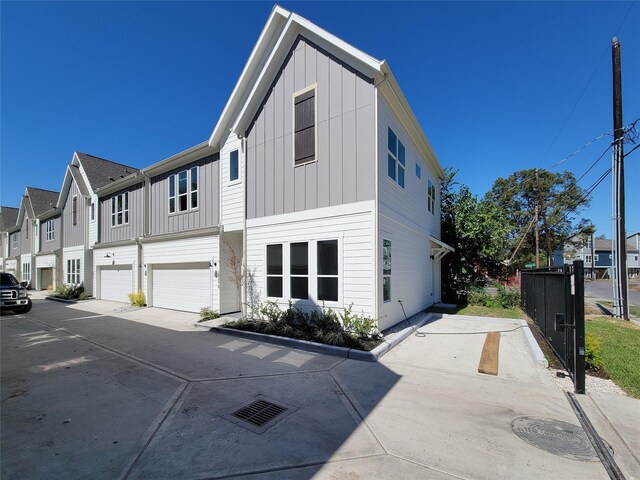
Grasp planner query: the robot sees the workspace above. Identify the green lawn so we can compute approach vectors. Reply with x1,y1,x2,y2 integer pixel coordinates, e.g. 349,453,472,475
427,304,525,319
586,316,640,398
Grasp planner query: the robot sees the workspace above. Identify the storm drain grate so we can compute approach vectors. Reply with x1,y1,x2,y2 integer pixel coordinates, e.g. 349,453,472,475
232,399,287,428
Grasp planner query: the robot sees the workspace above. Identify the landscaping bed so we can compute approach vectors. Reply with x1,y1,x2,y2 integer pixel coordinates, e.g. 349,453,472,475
221,302,382,352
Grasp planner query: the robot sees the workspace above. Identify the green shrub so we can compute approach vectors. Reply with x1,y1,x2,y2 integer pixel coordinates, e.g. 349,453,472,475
468,287,491,306
585,333,604,370
128,290,146,307
339,304,379,338
54,283,84,300
79,292,90,301
259,301,282,322
495,284,520,308
199,306,220,322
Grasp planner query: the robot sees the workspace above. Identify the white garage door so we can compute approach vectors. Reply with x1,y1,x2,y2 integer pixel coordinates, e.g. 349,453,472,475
151,263,211,313
100,265,133,303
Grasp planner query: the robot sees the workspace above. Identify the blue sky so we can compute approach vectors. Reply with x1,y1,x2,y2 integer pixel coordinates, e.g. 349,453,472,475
2,1,639,237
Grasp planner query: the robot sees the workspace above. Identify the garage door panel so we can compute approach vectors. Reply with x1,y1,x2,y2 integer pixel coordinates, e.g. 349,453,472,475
100,265,133,303
152,263,211,313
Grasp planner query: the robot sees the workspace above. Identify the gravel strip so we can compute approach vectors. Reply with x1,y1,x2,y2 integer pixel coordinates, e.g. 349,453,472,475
544,368,627,396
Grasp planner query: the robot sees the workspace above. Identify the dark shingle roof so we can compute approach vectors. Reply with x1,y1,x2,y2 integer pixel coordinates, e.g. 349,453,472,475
594,237,639,253
25,187,59,217
76,152,139,190
0,206,19,230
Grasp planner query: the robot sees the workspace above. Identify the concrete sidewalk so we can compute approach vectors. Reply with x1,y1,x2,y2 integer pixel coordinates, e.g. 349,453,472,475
3,297,638,479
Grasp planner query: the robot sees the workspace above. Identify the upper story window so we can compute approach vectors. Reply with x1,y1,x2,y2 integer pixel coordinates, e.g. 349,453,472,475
230,150,239,182
585,254,592,264
11,233,18,249
586,237,592,249
387,128,405,188
91,202,95,221
169,167,198,214
428,180,436,215
416,163,421,179
72,196,78,226
293,85,316,166
111,192,129,227
46,219,55,242
34,221,38,239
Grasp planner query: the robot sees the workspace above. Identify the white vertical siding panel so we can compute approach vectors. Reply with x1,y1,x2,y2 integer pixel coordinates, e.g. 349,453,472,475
220,134,244,230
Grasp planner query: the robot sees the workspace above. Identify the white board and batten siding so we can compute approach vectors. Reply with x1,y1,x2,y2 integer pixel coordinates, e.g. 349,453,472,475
142,235,219,313
220,133,244,231
246,201,374,317
93,244,139,301
377,94,442,330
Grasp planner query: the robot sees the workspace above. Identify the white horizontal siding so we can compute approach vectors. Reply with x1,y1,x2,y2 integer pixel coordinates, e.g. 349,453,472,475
62,245,86,287
220,133,243,230
142,235,219,311
246,201,374,318
35,254,56,269
378,215,435,331
88,193,98,247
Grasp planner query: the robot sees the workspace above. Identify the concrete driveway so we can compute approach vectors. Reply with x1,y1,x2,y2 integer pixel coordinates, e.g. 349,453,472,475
2,296,636,479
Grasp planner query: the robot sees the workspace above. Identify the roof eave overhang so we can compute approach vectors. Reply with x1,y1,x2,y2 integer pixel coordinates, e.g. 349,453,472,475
209,5,291,149
95,173,144,197
142,141,215,178
378,62,445,180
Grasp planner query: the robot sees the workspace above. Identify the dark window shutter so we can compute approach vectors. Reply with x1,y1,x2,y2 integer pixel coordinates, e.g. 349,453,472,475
294,89,315,165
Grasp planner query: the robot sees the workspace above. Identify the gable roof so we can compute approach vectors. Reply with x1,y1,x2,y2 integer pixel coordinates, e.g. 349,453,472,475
25,187,59,217
0,206,19,231
75,152,139,190
593,238,639,253
209,5,444,179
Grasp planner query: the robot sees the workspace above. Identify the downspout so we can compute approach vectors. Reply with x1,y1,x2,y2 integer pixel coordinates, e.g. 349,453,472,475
140,172,151,297
241,133,248,318
372,86,380,324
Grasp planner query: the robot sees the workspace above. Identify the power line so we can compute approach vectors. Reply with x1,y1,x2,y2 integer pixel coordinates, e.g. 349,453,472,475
538,2,635,166
576,145,611,183
548,131,612,170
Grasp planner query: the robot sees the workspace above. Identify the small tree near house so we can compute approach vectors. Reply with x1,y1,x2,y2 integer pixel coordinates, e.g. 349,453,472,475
223,237,244,311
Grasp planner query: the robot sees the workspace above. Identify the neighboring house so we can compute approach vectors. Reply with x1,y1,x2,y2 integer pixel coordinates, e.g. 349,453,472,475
561,234,640,278
56,152,139,295
6,188,59,288
35,193,63,291
0,206,19,273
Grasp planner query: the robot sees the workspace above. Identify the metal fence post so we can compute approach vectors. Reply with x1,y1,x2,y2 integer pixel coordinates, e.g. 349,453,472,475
573,260,586,394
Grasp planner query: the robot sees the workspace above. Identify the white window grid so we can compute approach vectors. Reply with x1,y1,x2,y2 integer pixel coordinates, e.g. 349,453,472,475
46,219,55,242
168,167,199,214
387,128,405,188
111,192,129,227
22,263,31,284
67,259,81,285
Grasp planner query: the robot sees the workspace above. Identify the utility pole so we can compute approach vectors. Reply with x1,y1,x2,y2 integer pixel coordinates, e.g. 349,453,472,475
535,205,540,268
612,37,628,320
535,170,554,266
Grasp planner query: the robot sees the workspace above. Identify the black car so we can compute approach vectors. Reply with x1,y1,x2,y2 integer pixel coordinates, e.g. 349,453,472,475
1,272,32,314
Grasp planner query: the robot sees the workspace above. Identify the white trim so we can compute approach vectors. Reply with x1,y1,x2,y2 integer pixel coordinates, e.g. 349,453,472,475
247,200,374,229
291,83,318,168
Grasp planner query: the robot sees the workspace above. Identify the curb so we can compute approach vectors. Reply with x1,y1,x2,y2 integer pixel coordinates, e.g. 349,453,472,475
45,296,96,304
519,319,548,367
207,311,435,362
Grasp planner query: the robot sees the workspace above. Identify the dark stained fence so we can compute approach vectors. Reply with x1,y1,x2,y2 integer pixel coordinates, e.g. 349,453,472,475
521,260,585,393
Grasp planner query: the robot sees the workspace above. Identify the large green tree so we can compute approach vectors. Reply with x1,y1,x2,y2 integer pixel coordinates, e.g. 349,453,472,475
484,168,592,269
441,169,511,302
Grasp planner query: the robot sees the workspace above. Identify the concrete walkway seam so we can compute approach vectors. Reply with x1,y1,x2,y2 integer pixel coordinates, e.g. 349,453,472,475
388,453,469,480
588,394,640,466
122,383,191,480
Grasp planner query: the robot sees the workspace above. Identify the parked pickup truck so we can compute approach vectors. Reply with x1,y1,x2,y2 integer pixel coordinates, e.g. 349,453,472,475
1,272,32,314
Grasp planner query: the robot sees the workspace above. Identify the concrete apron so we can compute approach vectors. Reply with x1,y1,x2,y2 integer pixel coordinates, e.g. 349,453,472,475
3,298,633,480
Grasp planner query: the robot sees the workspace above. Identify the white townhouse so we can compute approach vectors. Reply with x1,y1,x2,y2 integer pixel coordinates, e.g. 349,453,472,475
90,5,451,330
56,152,139,295
217,6,451,330
1,206,19,274
2,7,451,331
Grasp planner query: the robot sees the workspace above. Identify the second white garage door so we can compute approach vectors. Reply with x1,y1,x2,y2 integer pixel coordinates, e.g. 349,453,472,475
151,263,211,313
100,265,133,303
